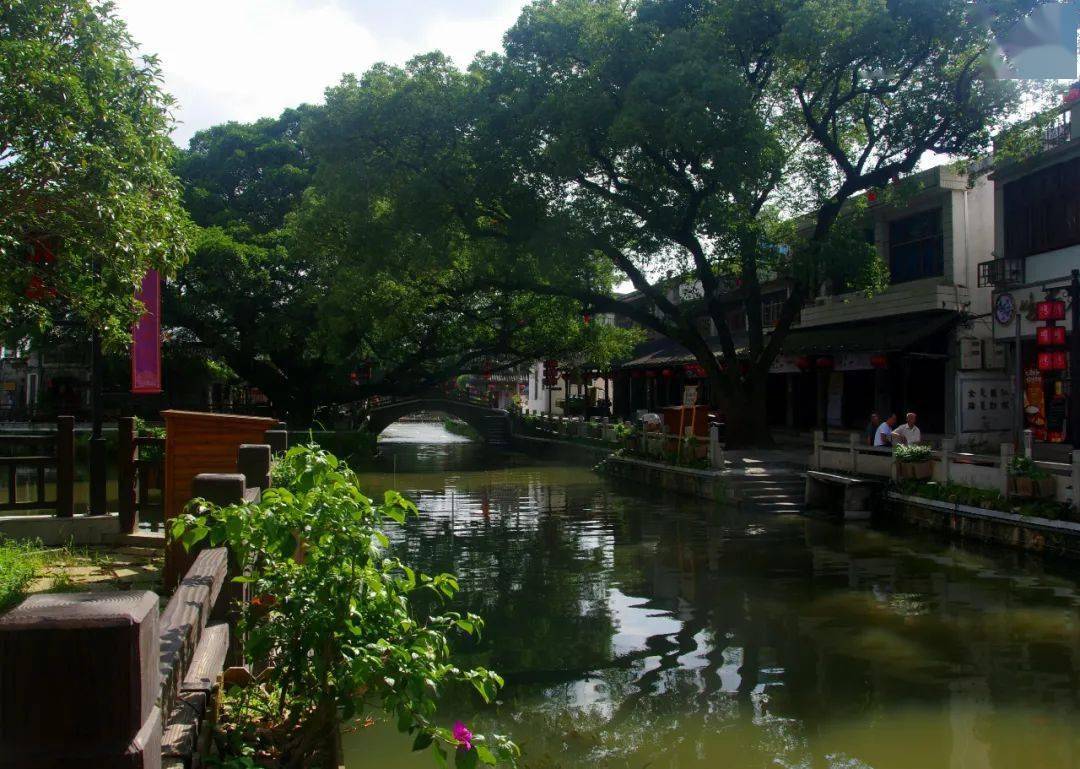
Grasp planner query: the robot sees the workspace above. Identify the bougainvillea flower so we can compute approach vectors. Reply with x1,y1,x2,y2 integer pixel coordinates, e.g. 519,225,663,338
452,721,473,751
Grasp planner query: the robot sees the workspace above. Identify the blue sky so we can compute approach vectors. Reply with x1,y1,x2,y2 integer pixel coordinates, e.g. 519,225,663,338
114,0,529,147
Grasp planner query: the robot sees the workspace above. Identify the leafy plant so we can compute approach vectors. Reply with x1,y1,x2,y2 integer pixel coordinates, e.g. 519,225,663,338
893,479,1073,521
0,539,41,612
1008,455,1051,480
612,422,637,441
133,416,166,463
893,444,933,464
173,444,518,769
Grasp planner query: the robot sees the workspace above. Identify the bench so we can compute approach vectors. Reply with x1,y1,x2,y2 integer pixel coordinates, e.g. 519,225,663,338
804,470,883,520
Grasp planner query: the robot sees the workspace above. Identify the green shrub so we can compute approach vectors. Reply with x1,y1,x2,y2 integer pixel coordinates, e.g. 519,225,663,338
176,444,518,769
893,479,1073,521
894,444,933,463
1008,455,1051,480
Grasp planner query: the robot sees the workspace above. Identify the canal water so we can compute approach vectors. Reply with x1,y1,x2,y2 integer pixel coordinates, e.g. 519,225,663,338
343,423,1080,769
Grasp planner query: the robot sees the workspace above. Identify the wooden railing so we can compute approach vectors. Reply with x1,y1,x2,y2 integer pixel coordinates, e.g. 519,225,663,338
117,416,166,533
0,416,74,516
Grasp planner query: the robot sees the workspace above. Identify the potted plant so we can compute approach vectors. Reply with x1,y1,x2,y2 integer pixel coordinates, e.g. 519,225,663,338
894,443,934,480
613,422,638,451
1008,456,1056,499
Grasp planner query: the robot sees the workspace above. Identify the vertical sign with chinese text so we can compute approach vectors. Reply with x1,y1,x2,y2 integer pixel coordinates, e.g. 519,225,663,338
131,270,162,394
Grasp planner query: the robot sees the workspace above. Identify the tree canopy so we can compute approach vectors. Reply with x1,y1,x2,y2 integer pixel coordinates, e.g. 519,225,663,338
306,0,1040,444
0,0,189,347
170,97,635,424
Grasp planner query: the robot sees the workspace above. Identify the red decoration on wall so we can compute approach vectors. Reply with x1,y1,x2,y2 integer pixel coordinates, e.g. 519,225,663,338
131,270,162,394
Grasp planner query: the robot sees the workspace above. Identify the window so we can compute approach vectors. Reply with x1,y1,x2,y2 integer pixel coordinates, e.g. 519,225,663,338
1004,155,1080,259
889,209,943,283
761,291,787,328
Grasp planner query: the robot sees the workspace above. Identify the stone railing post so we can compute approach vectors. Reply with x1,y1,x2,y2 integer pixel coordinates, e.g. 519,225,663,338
237,444,272,491
813,430,824,470
0,591,161,768
999,443,1014,497
265,429,288,455
941,438,956,485
1023,430,1034,459
709,423,724,469
848,432,859,474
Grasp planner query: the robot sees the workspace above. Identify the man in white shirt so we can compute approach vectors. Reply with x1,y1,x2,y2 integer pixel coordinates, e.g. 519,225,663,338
892,411,922,446
874,413,898,447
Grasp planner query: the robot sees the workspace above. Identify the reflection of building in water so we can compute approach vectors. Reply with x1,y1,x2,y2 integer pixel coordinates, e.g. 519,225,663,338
950,679,992,769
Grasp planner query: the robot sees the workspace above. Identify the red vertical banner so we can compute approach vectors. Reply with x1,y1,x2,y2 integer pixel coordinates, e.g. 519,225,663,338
131,269,162,394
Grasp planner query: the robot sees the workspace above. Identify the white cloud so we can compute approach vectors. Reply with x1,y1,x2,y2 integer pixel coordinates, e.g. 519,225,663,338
113,0,527,146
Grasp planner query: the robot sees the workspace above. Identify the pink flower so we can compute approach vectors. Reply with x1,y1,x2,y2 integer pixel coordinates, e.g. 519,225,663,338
452,720,473,751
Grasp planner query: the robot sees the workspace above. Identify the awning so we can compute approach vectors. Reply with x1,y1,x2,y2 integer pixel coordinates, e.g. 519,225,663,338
619,333,748,370
617,311,960,369
779,310,960,355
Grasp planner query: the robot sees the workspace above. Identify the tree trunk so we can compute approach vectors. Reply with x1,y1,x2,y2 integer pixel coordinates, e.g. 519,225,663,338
714,377,773,449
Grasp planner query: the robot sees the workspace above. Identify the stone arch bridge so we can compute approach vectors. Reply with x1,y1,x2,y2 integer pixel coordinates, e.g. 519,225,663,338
363,398,511,445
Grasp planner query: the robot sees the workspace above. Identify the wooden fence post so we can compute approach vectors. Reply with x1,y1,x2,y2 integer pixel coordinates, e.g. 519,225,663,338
55,415,74,518
237,444,271,491
999,443,1014,497
118,417,137,533
0,591,161,768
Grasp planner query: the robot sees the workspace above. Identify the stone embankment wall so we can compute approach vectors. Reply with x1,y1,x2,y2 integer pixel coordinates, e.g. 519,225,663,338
888,492,1080,558
597,455,729,503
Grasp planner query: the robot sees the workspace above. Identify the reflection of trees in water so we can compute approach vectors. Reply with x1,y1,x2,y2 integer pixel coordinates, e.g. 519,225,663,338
381,462,1080,768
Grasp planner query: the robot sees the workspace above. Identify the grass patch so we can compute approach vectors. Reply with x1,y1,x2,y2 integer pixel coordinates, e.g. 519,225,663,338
0,540,44,612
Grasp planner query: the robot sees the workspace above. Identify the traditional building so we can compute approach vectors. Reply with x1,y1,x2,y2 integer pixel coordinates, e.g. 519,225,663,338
984,96,1080,451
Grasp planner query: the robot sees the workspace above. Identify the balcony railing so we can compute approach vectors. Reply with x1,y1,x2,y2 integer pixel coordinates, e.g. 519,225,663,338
978,258,1025,289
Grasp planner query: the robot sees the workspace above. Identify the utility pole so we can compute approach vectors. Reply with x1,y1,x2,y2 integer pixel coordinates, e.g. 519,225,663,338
1071,269,1080,449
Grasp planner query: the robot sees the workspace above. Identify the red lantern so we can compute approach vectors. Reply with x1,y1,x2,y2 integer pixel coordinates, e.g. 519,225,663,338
816,357,834,370
661,368,673,378
1037,351,1067,372
646,370,658,378
795,356,812,371
870,354,888,369
1037,326,1067,346
1036,300,1067,321
631,370,643,379
582,313,591,326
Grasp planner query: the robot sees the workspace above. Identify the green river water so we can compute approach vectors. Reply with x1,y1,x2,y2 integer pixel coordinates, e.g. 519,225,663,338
342,422,1080,769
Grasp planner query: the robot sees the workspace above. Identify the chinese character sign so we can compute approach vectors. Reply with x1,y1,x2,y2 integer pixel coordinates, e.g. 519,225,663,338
131,270,162,394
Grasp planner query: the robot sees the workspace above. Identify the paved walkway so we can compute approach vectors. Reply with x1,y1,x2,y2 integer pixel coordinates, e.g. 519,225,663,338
27,544,163,595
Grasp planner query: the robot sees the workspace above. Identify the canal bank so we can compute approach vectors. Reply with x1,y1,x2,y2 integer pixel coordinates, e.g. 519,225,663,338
343,423,1080,769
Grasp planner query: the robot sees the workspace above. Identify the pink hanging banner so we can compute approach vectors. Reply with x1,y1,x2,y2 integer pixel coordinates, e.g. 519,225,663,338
131,269,162,394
